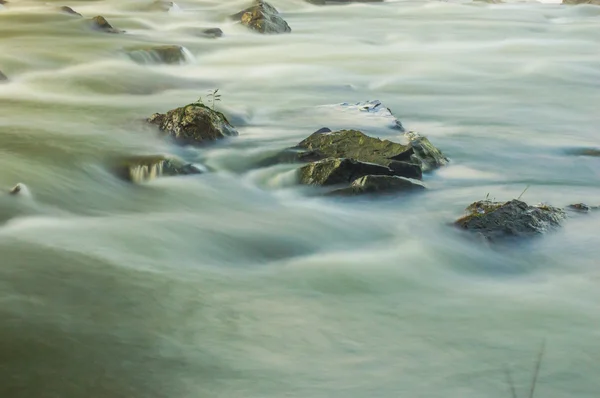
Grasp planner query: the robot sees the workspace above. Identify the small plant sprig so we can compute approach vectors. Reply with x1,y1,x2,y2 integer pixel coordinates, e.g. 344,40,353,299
193,89,222,111
207,89,221,111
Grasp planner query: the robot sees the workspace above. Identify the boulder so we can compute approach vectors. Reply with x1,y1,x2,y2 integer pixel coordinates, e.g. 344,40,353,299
127,45,189,65
231,1,291,34
148,103,239,146
299,158,398,186
455,199,566,241
402,131,449,172
112,155,203,183
59,6,82,17
330,175,425,196
292,129,423,179
89,16,124,33
562,0,600,4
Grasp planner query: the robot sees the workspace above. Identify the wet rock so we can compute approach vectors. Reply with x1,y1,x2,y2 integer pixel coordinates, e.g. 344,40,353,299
127,45,189,65
306,0,383,4
149,0,176,11
562,0,600,4
8,183,23,195
293,129,423,179
330,175,425,196
315,100,405,132
402,131,449,172
567,148,600,157
201,28,223,38
0,70,7,82
89,16,124,34
567,203,599,213
59,6,82,17
148,103,239,146
455,199,566,241
232,1,291,34
112,155,203,183
299,158,399,186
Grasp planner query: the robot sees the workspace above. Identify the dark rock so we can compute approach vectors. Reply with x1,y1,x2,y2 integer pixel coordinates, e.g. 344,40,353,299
567,203,599,213
567,148,600,157
90,16,124,34
127,45,189,65
330,175,425,196
202,28,223,38
231,1,291,34
299,158,398,186
314,127,332,134
148,103,239,146
0,70,7,82
112,155,202,183
455,199,566,241
562,0,600,4
293,129,422,179
402,131,449,171
59,6,82,17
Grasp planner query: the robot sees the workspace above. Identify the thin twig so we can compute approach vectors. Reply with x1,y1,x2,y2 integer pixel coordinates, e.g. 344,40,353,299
528,339,546,398
517,185,530,201
504,365,518,398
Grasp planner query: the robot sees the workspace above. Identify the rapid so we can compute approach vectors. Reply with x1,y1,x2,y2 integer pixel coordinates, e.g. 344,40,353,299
1,0,599,397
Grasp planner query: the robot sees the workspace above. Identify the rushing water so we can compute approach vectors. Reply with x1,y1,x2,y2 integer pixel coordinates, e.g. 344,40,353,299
1,0,600,397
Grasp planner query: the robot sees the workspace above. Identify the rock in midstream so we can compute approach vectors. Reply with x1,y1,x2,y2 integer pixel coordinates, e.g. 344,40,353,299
455,199,566,241
147,103,239,146
111,155,203,183
89,16,124,33
231,0,291,34
59,6,82,17
126,45,190,65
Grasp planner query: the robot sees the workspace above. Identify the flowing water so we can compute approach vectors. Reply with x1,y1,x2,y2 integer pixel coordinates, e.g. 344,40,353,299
1,0,600,397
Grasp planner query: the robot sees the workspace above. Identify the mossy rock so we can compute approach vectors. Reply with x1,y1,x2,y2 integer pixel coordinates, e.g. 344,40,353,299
59,6,82,17
330,175,425,196
127,45,189,65
455,199,566,241
299,158,399,186
562,0,600,4
89,16,124,33
232,1,291,34
112,154,202,183
148,103,238,146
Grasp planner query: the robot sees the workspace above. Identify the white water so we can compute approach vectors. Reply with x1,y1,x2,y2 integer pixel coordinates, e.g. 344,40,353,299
1,1,600,397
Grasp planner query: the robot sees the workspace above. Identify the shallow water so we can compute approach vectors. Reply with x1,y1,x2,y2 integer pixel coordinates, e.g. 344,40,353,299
1,0,600,397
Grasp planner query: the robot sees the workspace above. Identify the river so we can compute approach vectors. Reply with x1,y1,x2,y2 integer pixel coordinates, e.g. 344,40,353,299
1,0,599,397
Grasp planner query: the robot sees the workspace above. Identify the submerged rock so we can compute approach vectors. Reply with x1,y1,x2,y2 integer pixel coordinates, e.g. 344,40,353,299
0,70,7,82
455,199,566,241
313,100,405,132
330,175,425,196
567,148,600,157
201,28,223,38
232,1,291,34
562,0,600,4
112,155,202,183
148,103,239,145
148,0,176,11
59,6,82,17
306,0,383,5
8,183,24,195
299,158,397,186
567,203,599,213
89,16,124,34
127,45,189,65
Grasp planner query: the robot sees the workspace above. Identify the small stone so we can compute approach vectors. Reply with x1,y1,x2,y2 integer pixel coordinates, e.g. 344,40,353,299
90,16,124,34
59,6,82,17
202,28,223,38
